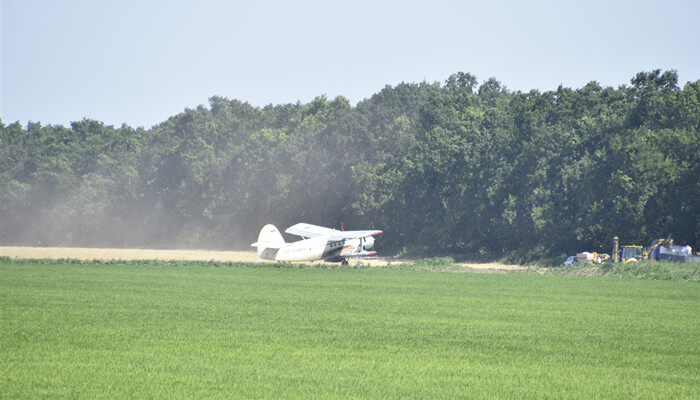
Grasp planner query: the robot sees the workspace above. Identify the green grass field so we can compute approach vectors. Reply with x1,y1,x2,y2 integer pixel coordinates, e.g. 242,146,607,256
1,261,698,399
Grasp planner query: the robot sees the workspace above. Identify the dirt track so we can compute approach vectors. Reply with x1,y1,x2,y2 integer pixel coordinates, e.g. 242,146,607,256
0,246,524,271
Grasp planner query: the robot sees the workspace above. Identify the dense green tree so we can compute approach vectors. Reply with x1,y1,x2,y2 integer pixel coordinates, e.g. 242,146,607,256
1,70,697,260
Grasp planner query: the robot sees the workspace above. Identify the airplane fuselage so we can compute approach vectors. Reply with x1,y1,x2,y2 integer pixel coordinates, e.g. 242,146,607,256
260,237,366,262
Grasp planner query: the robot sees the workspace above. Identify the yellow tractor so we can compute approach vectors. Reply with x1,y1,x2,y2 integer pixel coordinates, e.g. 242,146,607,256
643,238,673,260
620,245,643,263
620,238,673,263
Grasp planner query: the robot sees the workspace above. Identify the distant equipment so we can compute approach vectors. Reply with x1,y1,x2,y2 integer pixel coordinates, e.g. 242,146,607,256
251,223,383,266
565,236,695,266
575,251,610,264
618,237,694,263
620,245,644,263
563,256,577,266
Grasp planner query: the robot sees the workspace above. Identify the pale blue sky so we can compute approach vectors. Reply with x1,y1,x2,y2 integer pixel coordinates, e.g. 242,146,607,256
2,0,699,128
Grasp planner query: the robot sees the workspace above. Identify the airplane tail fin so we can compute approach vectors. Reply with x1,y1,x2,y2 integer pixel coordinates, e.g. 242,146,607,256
251,224,285,257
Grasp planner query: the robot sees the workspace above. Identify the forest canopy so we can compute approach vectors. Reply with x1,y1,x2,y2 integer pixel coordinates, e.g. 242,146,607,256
1,70,698,261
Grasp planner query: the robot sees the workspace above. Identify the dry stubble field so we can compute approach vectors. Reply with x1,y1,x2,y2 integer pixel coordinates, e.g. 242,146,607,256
0,246,524,271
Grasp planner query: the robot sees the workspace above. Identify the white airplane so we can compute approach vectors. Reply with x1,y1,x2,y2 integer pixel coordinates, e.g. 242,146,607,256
251,223,382,265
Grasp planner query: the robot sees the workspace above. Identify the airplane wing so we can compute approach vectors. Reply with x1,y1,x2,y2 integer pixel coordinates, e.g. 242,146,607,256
285,223,382,240
336,230,383,239
341,249,377,257
285,223,338,238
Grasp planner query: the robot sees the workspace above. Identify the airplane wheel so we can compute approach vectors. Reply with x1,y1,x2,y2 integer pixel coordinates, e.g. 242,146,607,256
341,260,349,266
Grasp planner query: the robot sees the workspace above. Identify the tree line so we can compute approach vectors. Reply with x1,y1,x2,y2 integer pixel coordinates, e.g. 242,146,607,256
1,70,697,261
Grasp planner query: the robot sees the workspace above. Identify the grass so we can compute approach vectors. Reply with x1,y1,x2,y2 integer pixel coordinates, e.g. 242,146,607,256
536,260,700,281
1,260,698,399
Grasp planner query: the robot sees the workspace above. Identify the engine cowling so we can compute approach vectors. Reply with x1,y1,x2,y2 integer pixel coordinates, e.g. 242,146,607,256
362,236,375,250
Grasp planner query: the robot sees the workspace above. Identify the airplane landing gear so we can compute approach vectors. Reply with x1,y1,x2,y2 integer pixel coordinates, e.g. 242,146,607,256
351,258,364,267
341,258,366,267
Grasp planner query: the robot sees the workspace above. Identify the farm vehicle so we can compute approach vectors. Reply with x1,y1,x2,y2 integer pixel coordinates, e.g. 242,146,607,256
563,236,695,265
618,237,693,263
